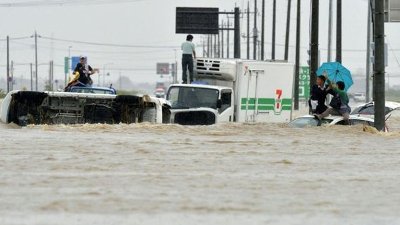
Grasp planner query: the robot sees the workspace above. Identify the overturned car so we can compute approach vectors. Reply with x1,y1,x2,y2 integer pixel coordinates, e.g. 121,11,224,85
0,90,171,126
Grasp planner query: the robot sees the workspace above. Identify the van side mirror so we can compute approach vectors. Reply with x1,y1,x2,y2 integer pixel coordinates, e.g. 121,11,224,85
217,99,222,108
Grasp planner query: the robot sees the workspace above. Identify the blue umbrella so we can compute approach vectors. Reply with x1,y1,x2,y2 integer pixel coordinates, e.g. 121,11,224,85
316,62,353,91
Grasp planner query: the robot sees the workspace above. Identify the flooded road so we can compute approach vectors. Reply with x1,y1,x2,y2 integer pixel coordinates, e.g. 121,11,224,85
1,101,400,224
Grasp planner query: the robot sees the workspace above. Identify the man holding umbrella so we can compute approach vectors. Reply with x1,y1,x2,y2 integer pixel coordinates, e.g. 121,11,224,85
315,77,351,125
314,62,353,125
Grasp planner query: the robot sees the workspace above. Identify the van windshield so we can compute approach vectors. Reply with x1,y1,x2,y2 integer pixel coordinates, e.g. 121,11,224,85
167,86,219,109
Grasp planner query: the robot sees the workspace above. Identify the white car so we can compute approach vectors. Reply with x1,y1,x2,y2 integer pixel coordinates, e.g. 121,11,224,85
353,92,366,102
289,101,400,131
288,114,376,128
351,101,400,118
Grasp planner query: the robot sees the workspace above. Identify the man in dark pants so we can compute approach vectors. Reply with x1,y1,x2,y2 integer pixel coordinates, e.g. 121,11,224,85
181,34,196,84
309,75,332,114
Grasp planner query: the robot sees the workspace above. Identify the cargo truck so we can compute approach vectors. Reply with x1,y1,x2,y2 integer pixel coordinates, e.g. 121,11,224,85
166,58,295,125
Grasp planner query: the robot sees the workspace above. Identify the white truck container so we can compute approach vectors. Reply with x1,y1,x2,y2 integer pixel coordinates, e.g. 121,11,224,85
167,58,295,125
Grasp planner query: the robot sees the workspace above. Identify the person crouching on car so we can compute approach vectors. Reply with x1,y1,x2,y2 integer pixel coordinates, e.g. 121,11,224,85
315,78,351,125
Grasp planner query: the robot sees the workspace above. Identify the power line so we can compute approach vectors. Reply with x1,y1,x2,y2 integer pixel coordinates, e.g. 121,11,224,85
0,36,32,41
39,36,179,49
10,39,173,56
0,0,148,7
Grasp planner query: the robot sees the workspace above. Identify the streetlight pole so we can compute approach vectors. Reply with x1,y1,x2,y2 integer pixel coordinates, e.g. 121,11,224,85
6,36,10,93
35,31,38,91
65,46,72,87
102,63,113,87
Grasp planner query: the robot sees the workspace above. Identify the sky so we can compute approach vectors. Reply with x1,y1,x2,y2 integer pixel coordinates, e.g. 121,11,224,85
0,0,399,91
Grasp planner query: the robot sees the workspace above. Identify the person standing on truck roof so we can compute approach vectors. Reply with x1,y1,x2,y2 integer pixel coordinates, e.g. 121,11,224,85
181,34,196,84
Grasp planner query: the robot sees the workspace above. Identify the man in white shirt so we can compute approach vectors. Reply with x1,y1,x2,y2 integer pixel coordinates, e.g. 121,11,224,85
181,34,196,84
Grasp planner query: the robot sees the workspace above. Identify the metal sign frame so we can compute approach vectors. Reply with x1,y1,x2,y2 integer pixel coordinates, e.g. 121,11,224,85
176,7,219,34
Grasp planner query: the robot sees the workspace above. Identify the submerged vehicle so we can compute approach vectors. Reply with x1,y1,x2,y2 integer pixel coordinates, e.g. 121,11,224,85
154,88,166,98
0,89,170,126
350,101,400,117
289,101,400,131
167,58,295,125
352,92,366,102
288,114,377,128
68,86,117,95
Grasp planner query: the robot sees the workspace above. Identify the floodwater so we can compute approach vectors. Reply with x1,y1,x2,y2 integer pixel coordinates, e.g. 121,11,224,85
1,100,400,225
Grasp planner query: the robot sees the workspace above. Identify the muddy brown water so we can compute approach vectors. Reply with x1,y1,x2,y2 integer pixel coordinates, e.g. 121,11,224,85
1,99,400,225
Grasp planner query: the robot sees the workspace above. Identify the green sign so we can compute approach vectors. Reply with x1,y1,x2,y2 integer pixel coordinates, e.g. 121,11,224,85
64,57,69,74
299,66,310,99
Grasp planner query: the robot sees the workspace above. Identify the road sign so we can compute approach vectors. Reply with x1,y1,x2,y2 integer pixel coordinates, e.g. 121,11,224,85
157,63,170,75
71,56,80,71
64,57,69,74
176,7,219,34
299,66,310,100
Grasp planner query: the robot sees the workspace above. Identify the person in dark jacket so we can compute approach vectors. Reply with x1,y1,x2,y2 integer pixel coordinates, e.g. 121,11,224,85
309,75,331,114
315,76,351,125
74,56,94,86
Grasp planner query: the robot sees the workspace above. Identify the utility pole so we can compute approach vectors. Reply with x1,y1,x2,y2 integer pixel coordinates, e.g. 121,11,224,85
365,1,371,103
10,60,14,91
217,32,221,58
327,0,333,62
48,61,50,91
294,0,301,110
336,0,342,63
310,0,319,89
174,62,178,84
202,36,206,57
49,60,54,91
234,7,241,59
261,0,265,60
212,35,214,57
247,1,250,59
30,63,33,91
284,0,292,61
213,34,217,57
227,17,230,58
253,0,257,60
272,0,277,60
67,46,72,86
35,31,38,91
221,23,224,58
6,36,10,93
207,35,210,57
103,65,106,87
119,72,122,90
374,0,385,131
214,34,217,57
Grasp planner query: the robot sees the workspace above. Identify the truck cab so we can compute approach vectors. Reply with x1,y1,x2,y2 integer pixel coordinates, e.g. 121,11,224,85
167,84,234,125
